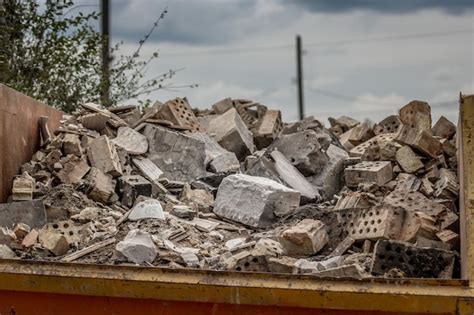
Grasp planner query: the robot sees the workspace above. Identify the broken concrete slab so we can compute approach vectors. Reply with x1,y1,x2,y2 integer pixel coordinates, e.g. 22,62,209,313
214,174,300,228
116,229,157,264
87,135,123,177
0,200,47,229
128,199,165,221
207,108,255,160
112,126,148,155
279,219,328,256
143,124,207,182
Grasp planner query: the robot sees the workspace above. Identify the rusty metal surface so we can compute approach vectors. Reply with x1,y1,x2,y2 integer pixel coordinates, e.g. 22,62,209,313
0,84,62,202
0,290,443,315
0,259,472,314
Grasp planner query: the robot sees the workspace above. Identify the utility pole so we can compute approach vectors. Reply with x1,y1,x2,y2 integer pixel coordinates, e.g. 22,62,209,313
100,0,110,107
296,35,304,120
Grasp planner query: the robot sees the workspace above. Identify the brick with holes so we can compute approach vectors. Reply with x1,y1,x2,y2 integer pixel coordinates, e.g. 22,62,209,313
383,190,448,217
350,133,397,157
156,97,203,132
399,100,432,133
223,249,269,272
344,161,393,187
373,115,402,135
371,240,455,278
347,205,406,241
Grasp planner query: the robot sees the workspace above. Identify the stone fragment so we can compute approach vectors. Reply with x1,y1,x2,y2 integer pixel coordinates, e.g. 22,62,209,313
270,150,321,200
279,219,328,256
434,169,458,199
13,223,30,240
255,238,284,257
87,167,113,204
214,174,300,228
143,124,207,182
436,230,459,248
399,100,432,133
71,207,104,223
119,175,152,208
116,229,157,264
112,127,148,155
224,238,246,251
344,161,393,187
21,229,39,248
79,112,109,131
12,173,35,201
371,240,455,278
396,146,424,174
395,125,442,158
267,130,329,176
39,229,69,256
0,244,16,259
432,116,456,139
254,109,283,149
373,115,402,135
171,205,196,219
56,158,90,184
129,199,165,221
306,144,348,199
62,133,83,157
268,256,298,273
87,135,123,177
207,108,255,160
293,258,320,274
0,200,47,229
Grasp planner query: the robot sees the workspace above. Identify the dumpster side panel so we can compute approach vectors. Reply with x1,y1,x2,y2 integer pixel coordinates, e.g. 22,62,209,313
0,290,443,315
0,84,62,202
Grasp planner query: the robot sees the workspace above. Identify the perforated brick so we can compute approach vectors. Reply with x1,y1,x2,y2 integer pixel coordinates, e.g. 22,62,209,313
350,133,396,157
156,98,203,132
346,206,405,241
45,220,83,245
383,190,448,217
344,161,393,187
373,115,402,135
399,100,432,133
371,240,455,278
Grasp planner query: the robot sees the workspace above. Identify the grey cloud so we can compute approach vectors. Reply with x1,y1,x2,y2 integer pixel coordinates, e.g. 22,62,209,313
287,0,474,15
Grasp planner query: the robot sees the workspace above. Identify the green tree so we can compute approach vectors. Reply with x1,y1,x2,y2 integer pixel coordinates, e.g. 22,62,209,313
0,0,194,112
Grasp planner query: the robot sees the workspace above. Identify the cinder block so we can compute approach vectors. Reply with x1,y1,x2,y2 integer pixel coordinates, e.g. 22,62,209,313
344,161,393,187
399,100,432,133
371,240,455,278
395,125,442,158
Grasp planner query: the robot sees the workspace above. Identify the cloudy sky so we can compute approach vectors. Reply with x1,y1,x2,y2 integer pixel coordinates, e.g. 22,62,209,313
79,0,473,124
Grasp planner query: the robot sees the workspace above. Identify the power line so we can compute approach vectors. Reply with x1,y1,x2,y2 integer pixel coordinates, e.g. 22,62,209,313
159,28,473,58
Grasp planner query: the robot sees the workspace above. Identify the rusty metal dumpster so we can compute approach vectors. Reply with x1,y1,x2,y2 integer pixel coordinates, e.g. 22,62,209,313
0,86,472,314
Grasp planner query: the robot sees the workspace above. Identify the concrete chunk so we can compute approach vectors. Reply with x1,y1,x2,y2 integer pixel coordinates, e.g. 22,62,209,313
143,124,207,182
116,229,157,264
87,135,123,177
112,126,148,155
207,108,255,160
129,199,165,221
214,174,300,228
279,219,328,256
396,146,424,174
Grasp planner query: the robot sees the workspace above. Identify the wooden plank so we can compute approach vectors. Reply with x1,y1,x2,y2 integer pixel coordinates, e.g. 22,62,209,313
459,93,474,284
0,84,63,203
62,238,116,262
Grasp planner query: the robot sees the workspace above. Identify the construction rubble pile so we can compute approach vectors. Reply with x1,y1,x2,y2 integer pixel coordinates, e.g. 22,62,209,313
0,97,460,279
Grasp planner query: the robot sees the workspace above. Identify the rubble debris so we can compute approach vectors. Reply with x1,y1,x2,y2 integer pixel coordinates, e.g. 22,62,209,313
116,229,157,264
207,108,255,160
0,95,461,280
0,244,17,259
214,174,301,228
279,219,328,256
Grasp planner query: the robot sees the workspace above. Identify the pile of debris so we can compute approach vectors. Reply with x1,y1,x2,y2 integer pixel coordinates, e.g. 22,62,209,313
0,97,460,279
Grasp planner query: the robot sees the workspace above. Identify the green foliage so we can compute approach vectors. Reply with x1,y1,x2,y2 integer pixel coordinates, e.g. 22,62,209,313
1,0,194,112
